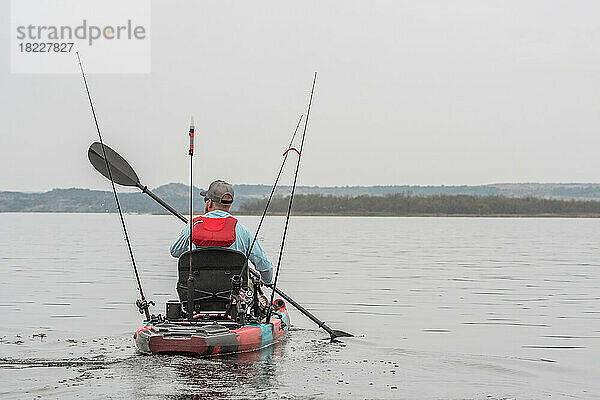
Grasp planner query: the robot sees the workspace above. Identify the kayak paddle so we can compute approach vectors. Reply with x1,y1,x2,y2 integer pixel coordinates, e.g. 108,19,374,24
88,142,353,340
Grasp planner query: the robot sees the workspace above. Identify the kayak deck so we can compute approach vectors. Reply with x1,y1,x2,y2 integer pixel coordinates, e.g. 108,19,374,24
135,302,289,356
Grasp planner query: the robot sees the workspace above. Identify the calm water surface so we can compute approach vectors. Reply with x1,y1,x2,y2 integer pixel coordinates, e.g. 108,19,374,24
1,214,600,399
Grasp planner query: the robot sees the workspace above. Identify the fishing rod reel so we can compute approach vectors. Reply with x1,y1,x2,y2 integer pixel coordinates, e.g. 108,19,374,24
227,274,245,324
136,298,155,314
227,274,261,325
136,298,160,322
253,276,270,322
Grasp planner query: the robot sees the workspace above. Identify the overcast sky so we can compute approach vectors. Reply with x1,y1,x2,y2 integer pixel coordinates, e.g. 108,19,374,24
1,1,600,192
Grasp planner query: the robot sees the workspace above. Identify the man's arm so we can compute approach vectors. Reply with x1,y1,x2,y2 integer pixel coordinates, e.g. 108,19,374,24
236,223,273,284
170,225,191,258
248,240,273,285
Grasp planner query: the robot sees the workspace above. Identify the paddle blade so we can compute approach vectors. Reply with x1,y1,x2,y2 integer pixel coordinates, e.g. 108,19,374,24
88,142,140,187
330,329,354,340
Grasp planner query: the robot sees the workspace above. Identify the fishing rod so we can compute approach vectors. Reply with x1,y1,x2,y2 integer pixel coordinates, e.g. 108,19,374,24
267,73,318,314
77,52,153,321
187,117,196,320
240,114,304,281
262,73,351,340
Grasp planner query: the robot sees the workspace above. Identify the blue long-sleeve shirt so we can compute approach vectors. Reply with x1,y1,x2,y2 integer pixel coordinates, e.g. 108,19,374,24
170,210,273,284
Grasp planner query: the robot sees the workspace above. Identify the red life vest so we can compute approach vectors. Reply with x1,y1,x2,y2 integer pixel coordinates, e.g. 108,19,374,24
191,216,237,247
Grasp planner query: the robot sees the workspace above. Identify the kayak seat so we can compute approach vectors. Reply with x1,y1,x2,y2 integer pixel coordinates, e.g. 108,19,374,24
177,248,248,315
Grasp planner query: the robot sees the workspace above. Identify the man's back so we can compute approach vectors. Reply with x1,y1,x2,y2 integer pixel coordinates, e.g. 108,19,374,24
170,209,273,284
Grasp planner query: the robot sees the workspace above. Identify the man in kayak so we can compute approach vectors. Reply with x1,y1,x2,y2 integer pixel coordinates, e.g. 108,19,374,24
170,180,273,285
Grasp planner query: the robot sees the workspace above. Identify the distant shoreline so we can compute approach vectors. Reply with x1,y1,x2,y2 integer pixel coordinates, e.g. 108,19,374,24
240,193,600,218
6,183,600,214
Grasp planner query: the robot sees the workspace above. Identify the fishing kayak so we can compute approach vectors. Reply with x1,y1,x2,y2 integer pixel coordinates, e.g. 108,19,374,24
84,72,351,358
135,299,289,356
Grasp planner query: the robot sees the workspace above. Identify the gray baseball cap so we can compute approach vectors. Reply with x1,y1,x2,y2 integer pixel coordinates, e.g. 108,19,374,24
200,180,235,204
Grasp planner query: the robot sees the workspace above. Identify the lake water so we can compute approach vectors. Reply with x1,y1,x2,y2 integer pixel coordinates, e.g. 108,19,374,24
1,213,600,399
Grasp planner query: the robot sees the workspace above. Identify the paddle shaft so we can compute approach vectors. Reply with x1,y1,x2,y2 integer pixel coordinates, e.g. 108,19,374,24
251,269,339,337
136,183,188,223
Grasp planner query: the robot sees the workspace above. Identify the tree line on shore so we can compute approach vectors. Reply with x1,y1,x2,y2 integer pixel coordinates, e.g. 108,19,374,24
239,193,600,216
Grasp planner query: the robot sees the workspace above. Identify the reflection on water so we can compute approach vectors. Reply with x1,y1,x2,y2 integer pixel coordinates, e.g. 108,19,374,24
1,214,600,399
127,340,286,400
171,342,284,399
